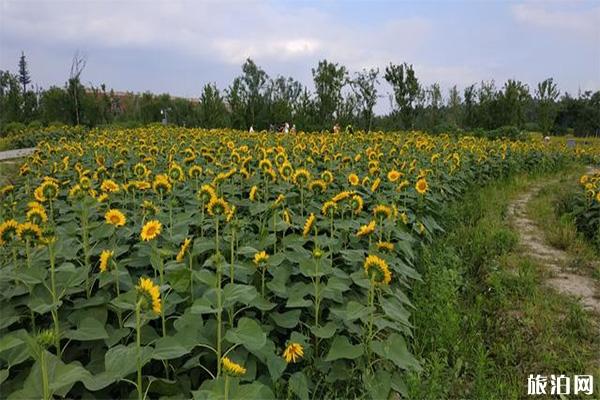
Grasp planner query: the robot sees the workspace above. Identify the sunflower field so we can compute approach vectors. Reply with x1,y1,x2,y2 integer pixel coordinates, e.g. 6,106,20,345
0,128,596,399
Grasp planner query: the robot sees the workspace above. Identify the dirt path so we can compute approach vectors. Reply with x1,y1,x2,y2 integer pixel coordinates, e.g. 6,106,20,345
507,171,600,314
0,147,35,161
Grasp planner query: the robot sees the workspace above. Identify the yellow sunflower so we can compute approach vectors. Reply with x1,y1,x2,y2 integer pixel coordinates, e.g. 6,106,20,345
303,213,316,237
283,342,304,363
136,277,162,314
101,179,120,193
99,250,113,272
415,178,428,195
140,220,162,241
207,196,231,217
0,219,19,245
363,254,392,285
221,356,246,377
17,222,43,241
387,170,402,182
253,250,269,267
321,201,337,216
105,209,126,227
356,220,376,237
176,238,192,262
348,173,360,186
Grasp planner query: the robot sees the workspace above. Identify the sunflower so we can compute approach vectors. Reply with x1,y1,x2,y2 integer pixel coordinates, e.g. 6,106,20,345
17,222,43,242
259,158,272,171
168,163,184,182
348,173,360,186
0,185,14,197
207,196,231,217
97,194,109,203
356,220,376,237
188,165,203,179
397,180,410,191
373,204,392,219
415,178,428,195
417,222,426,235
198,184,217,203
282,209,291,225
142,200,159,215
26,207,48,224
227,205,236,223
332,191,353,203
308,179,327,193
377,241,395,252
350,194,364,214
273,194,285,208
387,169,402,182
176,238,192,262
249,185,258,201
0,219,19,245
221,356,246,377
279,162,294,180
140,220,162,241
363,254,392,285
105,209,126,227
41,180,59,200
136,277,162,314
68,184,84,199
153,174,172,194
293,168,311,186
321,201,337,216
283,342,304,363
99,250,113,272
101,179,120,193
596,191,600,203
253,250,269,267
303,213,316,237
79,176,92,190
400,212,409,225
321,170,334,184
371,177,381,192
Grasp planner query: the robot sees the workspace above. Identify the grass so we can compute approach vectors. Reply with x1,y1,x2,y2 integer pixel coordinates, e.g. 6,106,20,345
527,167,600,278
0,160,20,186
406,170,600,399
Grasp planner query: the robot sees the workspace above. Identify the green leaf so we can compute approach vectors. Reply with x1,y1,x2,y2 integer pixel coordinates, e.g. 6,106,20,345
64,317,108,341
0,368,8,385
309,322,337,339
225,317,266,351
371,333,421,371
153,336,189,360
364,369,391,400
270,309,301,328
289,371,309,400
223,283,258,307
324,336,363,361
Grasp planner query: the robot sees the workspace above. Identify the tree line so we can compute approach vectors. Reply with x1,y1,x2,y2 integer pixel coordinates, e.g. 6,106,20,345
1,52,599,136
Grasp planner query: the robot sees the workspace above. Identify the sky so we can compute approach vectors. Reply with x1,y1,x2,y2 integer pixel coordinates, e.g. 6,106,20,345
0,0,599,114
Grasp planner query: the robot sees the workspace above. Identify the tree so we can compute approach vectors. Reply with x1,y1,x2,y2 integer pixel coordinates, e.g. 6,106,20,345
312,60,348,127
0,70,22,130
200,83,228,128
497,79,530,127
226,77,247,130
446,85,462,127
269,76,303,125
384,63,420,129
18,51,31,94
535,78,560,133
351,68,379,131
241,58,269,129
68,52,86,125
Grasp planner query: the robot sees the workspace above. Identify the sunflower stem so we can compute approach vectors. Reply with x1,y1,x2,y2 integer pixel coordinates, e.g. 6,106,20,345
135,300,143,400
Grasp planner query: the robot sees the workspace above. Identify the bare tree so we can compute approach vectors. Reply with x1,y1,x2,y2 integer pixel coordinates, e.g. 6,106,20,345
69,51,87,125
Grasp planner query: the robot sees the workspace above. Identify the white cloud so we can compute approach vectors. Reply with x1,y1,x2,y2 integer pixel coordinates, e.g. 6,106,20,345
0,0,430,69
512,2,600,39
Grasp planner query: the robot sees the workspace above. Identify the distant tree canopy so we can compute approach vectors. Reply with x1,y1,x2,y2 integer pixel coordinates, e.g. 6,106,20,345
1,53,599,137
